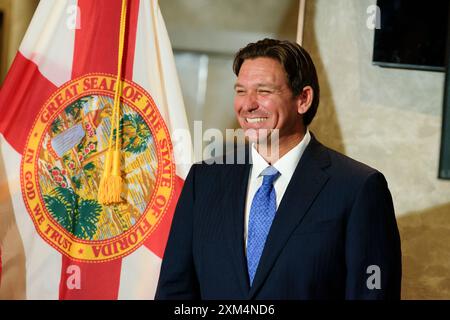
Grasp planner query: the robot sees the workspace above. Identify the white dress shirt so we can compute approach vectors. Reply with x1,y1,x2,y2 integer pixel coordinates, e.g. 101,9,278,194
244,130,311,247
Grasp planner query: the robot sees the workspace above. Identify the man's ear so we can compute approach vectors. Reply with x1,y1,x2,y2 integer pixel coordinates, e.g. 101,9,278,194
296,86,314,115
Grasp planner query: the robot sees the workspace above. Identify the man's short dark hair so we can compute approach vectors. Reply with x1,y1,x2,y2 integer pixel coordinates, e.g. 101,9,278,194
233,38,320,127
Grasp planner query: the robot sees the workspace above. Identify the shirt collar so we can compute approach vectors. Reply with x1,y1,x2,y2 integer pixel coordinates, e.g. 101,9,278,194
251,129,311,178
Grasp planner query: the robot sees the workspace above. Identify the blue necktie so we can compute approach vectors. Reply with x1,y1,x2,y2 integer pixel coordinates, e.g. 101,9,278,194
247,166,280,285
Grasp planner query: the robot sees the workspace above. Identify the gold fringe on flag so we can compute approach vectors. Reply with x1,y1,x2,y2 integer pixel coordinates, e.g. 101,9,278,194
98,0,128,205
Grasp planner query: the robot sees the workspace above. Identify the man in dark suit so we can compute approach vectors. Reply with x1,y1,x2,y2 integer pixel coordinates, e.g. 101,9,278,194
155,39,402,300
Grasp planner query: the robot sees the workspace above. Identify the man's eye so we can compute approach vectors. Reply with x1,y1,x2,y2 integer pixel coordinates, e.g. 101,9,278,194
258,90,271,95
235,90,246,95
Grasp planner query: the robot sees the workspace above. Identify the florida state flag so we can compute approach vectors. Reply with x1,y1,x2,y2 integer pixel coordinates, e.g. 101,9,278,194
0,0,192,299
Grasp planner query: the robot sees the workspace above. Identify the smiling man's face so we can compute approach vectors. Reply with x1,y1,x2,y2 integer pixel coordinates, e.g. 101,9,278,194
234,57,303,145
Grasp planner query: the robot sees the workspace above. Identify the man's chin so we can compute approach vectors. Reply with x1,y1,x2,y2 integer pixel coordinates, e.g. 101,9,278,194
244,128,274,143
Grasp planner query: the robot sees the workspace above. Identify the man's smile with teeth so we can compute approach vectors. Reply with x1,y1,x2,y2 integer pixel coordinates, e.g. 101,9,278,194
246,117,268,123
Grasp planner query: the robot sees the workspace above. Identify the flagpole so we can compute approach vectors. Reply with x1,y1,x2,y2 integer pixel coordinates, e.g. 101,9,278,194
296,0,306,45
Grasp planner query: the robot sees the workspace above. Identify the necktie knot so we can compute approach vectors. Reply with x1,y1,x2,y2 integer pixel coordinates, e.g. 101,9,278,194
261,166,280,186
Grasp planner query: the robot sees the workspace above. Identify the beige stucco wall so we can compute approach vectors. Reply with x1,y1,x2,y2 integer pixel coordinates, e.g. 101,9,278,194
0,0,38,82
303,0,450,299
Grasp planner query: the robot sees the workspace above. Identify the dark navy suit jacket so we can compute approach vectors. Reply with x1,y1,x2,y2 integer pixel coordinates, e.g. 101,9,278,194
155,134,402,299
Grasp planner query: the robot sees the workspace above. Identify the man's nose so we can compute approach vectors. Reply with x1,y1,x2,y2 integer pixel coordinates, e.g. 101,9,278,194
242,92,258,111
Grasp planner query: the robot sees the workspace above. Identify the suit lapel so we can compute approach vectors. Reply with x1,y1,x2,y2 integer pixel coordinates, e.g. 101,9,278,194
248,136,331,298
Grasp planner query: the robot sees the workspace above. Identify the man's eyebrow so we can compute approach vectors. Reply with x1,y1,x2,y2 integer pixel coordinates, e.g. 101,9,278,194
233,83,278,89
256,83,277,88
